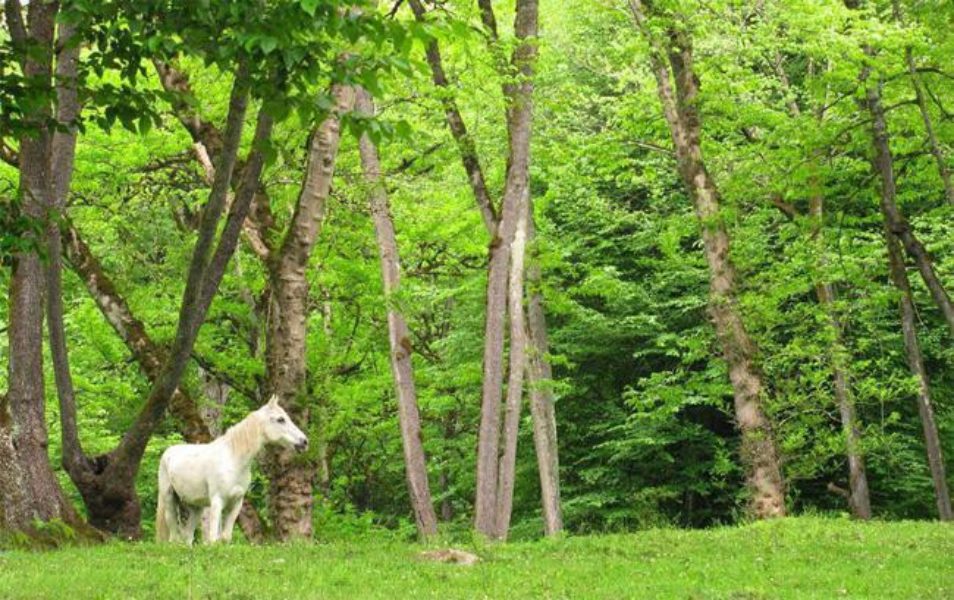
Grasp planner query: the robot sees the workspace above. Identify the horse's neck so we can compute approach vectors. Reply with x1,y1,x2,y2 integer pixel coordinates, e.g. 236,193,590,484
221,413,266,468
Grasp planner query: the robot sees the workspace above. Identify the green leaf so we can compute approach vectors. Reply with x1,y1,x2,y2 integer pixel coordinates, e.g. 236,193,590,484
300,0,321,16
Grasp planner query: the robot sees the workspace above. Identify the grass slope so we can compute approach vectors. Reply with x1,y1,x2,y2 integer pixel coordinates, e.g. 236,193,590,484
1,518,951,599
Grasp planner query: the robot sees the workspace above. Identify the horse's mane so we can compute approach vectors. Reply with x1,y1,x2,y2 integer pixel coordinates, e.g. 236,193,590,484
221,411,264,457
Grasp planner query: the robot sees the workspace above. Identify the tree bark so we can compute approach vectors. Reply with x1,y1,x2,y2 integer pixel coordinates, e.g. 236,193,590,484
494,197,530,540
864,71,953,520
261,84,354,540
630,0,786,519
524,202,563,535
355,86,439,539
472,0,539,539
1,0,83,534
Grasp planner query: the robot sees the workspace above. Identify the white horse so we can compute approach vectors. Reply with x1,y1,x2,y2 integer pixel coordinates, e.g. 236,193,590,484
156,394,308,544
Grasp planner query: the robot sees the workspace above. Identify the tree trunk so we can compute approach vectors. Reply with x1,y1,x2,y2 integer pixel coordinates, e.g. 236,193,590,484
473,0,540,539
45,19,93,487
42,66,271,537
0,0,83,534
409,0,555,537
630,0,786,518
524,202,563,535
883,227,952,520
864,72,953,520
813,270,871,520
261,84,354,540
494,198,530,540
771,53,871,519
849,60,954,335
0,395,32,532
355,86,439,539
62,224,265,541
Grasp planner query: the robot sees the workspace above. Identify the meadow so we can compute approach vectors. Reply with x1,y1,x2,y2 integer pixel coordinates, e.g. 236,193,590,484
1,518,952,599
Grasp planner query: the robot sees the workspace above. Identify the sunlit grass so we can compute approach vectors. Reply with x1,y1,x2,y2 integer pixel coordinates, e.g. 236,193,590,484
1,517,952,599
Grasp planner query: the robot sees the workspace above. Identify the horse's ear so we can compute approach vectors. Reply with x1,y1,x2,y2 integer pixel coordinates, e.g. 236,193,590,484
267,394,280,409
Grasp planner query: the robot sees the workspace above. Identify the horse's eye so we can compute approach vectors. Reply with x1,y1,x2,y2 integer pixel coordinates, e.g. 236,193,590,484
277,417,286,424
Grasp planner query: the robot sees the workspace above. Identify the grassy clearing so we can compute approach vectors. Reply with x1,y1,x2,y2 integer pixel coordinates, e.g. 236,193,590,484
0,517,951,599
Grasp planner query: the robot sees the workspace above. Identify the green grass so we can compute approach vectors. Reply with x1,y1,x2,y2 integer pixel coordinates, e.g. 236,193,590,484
1,517,951,599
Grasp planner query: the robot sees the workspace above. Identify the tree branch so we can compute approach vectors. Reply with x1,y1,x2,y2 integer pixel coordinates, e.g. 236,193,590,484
407,0,499,234
190,352,259,401
769,193,799,221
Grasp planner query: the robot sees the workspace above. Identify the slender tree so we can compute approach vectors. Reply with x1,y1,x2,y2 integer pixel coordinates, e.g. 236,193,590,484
629,0,786,519
354,85,439,538
768,54,872,519
861,66,953,521
495,195,530,539
524,201,562,535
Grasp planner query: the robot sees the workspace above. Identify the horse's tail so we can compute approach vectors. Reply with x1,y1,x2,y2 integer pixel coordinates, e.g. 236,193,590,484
156,454,174,542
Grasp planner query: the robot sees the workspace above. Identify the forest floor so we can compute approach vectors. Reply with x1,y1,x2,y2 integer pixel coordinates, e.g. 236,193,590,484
0,517,951,599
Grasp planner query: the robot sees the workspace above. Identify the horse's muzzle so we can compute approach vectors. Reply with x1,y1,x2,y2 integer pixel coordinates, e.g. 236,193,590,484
295,439,309,452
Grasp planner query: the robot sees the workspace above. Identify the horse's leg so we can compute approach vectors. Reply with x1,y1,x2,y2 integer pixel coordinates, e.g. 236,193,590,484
220,498,244,543
156,457,176,542
183,507,201,546
200,507,212,542
205,495,224,544
159,491,179,543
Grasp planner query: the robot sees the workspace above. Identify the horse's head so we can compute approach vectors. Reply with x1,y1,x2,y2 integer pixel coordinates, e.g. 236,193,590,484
258,395,309,452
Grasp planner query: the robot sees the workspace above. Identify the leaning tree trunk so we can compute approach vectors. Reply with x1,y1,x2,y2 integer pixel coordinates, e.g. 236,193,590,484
0,0,83,534
43,65,272,537
261,84,354,540
494,197,530,540
63,224,265,541
355,86,439,539
629,0,786,518
524,202,563,535
883,227,953,520
812,248,872,519
864,72,953,520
